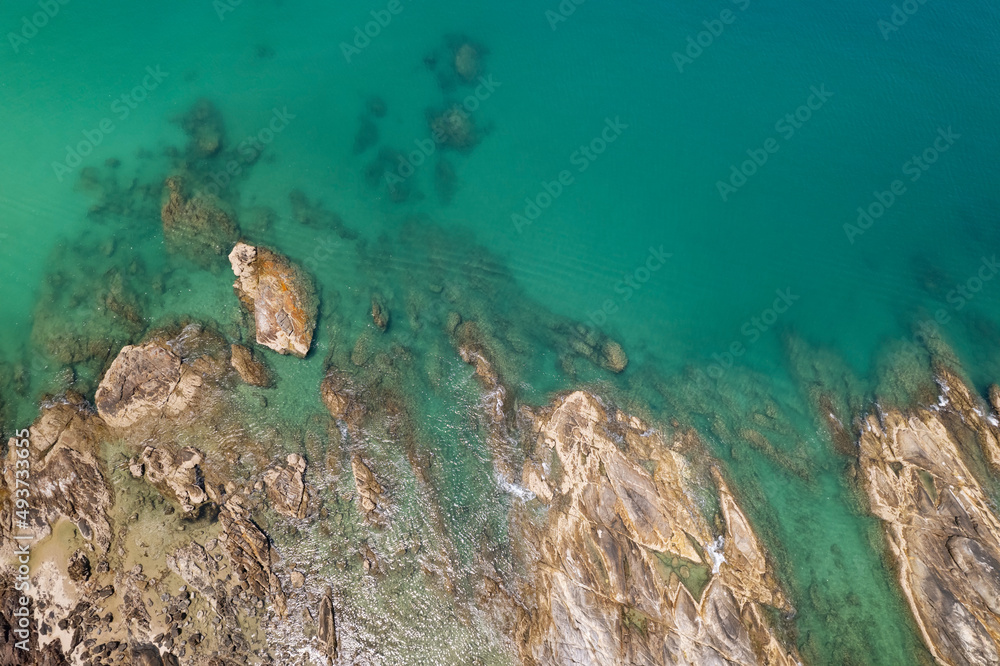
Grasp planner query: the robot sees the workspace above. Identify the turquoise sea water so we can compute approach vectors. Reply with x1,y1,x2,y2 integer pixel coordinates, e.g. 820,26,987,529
2,0,1000,663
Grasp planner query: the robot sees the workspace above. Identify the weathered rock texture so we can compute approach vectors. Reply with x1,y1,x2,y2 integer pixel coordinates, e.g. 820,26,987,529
229,242,316,358
351,455,386,527
94,336,204,429
133,445,208,514
262,453,309,519
1,395,113,554
218,494,287,617
859,371,1000,666
515,391,799,666
161,176,238,261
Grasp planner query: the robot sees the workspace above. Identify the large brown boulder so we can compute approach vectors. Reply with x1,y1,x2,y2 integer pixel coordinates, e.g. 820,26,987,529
229,242,316,358
262,453,309,519
94,336,205,429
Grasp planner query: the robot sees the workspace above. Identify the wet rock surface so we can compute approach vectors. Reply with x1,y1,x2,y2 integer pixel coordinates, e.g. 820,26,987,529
262,453,309,519
858,370,1000,666
511,391,800,666
229,343,273,387
229,242,317,358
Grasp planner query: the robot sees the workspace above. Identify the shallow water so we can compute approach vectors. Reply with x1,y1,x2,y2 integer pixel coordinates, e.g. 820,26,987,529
2,0,1000,663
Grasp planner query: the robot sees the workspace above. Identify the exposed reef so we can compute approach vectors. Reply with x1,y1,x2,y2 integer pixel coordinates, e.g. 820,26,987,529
510,391,800,666
857,367,1000,665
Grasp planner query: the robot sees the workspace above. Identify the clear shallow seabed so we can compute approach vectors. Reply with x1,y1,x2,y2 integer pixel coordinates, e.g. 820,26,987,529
0,0,999,664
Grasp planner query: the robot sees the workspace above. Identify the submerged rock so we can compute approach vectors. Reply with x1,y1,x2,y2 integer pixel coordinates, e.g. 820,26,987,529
229,242,317,358
320,367,367,427
429,106,479,151
230,343,274,387
176,98,225,157
453,42,481,82
858,372,1000,665
513,391,799,666
371,294,390,331
350,455,386,527
262,453,309,519
161,176,239,262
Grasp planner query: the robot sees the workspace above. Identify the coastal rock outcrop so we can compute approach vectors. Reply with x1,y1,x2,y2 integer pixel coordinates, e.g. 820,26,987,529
229,242,316,358
218,494,287,617
350,455,386,527
858,373,1000,665
514,391,799,666
132,445,208,515
1,395,113,553
94,335,205,429
262,453,309,519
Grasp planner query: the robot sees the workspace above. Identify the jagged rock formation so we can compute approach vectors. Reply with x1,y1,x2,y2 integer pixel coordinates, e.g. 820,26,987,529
858,371,1000,666
515,391,799,666
131,446,209,515
318,588,338,659
94,335,205,429
262,453,309,519
229,242,316,358
218,494,287,618
1,395,113,554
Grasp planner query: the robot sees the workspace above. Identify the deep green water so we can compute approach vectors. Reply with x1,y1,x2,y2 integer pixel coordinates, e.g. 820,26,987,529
2,0,1000,663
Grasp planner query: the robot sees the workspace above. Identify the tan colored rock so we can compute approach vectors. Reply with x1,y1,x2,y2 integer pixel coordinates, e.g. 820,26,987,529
2,395,114,553
262,453,309,519
858,381,1000,665
229,242,316,358
351,455,385,526
218,494,287,618
95,337,204,429
318,587,338,658
515,391,799,666
230,343,273,387
137,446,208,514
